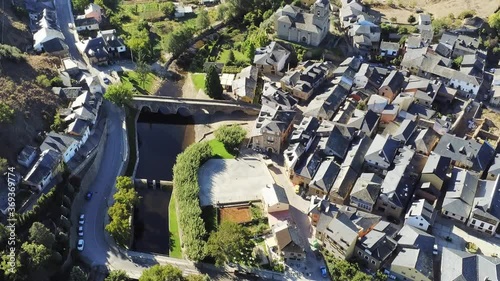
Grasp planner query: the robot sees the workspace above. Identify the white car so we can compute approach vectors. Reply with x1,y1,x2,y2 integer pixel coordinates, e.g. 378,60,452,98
78,226,84,237
77,239,84,251
433,244,439,255
79,214,85,225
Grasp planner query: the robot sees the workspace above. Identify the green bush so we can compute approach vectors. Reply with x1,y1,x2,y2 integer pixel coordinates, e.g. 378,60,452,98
0,44,25,62
214,124,246,151
0,102,14,123
172,142,213,261
458,10,475,19
36,75,52,88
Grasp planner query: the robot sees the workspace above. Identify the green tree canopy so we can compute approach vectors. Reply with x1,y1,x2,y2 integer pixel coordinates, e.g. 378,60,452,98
20,242,51,270
51,113,65,132
106,202,132,246
160,2,175,18
205,65,223,99
28,222,55,249
116,176,135,190
104,83,134,106
407,14,416,23
71,0,90,13
139,264,183,281
489,11,500,31
105,270,129,281
205,221,255,266
70,266,88,281
196,9,211,30
113,187,139,208
162,27,193,57
214,125,246,151
0,158,8,174
326,258,380,281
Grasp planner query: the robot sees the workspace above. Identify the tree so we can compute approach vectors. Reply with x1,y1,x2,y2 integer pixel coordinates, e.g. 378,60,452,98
71,0,90,12
397,26,408,35
135,57,151,88
139,264,183,281
104,83,133,106
489,11,500,31
126,28,151,60
227,50,235,64
116,176,134,190
162,27,193,57
160,2,175,18
205,65,223,99
205,221,255,266
214,125,246,151
327,258,373,281
244,41,256,60
452,56,463,69
28,222,55,249
0,102,14,123
105,270,129,281
21,242,51,270
185,275,210,281
216,4,229,21
106,202,132,246
113,188,139,208
196,9,210,31
94,0,120,11
0,158,8,174
51,113,65,132
70,266,88,281
356,101,367,110
407,14,416,24
36,74,51,87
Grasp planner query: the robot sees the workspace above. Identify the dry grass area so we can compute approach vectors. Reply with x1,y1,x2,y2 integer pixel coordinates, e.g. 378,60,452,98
481,109,500,135
0,0,32,50
219,206,252,224
368,0,499,23
0,55,62,163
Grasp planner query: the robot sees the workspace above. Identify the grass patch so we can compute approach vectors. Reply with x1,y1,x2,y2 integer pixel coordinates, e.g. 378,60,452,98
208,139,235,159
169,196,182,258
119,71,159,95
124,107,138,176
217,49,249,63
201,206,218,234
191,73,206,91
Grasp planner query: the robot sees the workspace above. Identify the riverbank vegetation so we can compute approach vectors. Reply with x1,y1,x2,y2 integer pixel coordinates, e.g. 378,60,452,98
168,196,182,258
118,71,160,95
214,124,247,153
104,83,134,106
208,139,234,159
139,264,209,281
105,177,139,247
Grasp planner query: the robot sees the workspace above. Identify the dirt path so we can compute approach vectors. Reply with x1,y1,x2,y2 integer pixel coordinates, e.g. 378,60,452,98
181,72,211,100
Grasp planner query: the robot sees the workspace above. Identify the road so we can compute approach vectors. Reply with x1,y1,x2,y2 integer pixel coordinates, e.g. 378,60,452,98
54,0,81,60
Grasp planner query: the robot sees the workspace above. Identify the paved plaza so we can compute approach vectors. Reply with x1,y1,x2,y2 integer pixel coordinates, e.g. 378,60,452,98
198,157,274,206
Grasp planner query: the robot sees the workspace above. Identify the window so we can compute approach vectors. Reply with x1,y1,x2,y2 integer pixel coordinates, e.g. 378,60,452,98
489,225,493,230
480,222,484,227
358,251,362,255
371,260,375,265
419,223,423,226
364,256,369,260
472,219,476,224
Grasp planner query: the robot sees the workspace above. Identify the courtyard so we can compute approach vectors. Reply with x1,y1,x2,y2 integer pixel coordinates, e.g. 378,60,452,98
198,157,275,207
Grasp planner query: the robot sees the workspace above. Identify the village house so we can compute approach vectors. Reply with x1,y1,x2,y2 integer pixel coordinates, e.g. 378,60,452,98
283,116,319,176
441,248,500,281
271,222,306,262
348,21,381,56
467,177,500,235
390,225,435,281
253,41,291,75
41,37,69,57
280,61,335,101
308,158,340,197
274,0,330,46
487,154,500,181
17,146,37,168
249,105,296,154
74,17,99,31
76,37,109,66
232,66,258,103
262,184,290,214
392,119,417,145
433,133,496,176
379,41,399,58
418,153,451,199
303,84,348,120
97,30,127,57
411,128,440,155
349,173,383,212
23,149,61,191
82,3,102,23
404,199,436,231
34,27,65,52
354,229,397,271
364,134,400,175
442,168,478,223
378,70,404,102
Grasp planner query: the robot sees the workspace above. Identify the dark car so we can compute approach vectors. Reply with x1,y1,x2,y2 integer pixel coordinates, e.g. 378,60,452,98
320,266,328,278
85,192,93,201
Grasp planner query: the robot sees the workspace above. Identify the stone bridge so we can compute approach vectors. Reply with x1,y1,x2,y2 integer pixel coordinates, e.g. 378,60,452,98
131,95,261,116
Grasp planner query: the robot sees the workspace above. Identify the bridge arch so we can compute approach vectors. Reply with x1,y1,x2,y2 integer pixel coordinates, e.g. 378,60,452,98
177,107,192,117
158,106,172,115
141,105,152,113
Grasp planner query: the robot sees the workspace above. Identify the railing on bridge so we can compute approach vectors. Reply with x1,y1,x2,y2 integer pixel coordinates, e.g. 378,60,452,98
132,95,261,109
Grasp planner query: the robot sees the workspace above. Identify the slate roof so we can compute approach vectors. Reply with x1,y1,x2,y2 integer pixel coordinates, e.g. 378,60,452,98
17,146,37,167
42,37,68,53
274,223,304,253
263,184,290,206
80,37,109,59
422,153,451,180
67,118,89,136
393,119,417,144
329,165,359,200
405,198,435,223
275,5,324,34
253,41,290,70
434,134,496,173
365,134,400,168
24,149,61,186
441,247,500,281
443,168,479,219
262,83,298,110
342,135,372,173
74,17,98,27
295,150,322,180
232,66,258,100
350,173,383,204
304,85,348,119
470,178,500,225
380,70,404,93
380,41,399,51
488,154,500,179
40,132,78,155
310,158,340,194
412,128,440,153
318,124,355,159
357,229,397,262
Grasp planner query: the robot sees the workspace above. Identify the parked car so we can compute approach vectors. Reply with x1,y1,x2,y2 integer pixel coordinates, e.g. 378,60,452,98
77,239,84,251
79,214,85,225
78,226,84,237
320,266,327,278
85,192,92,201
433,244,439,255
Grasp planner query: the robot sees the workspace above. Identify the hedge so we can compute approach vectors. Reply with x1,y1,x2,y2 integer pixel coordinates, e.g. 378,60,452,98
172,141,213,260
